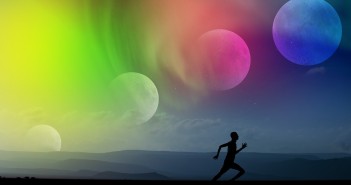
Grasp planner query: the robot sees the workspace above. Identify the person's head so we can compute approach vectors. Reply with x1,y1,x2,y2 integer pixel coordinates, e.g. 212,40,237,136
230,132,238,140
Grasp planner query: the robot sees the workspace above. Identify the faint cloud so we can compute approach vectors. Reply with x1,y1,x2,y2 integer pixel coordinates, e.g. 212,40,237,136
18,107,48,124
144,113,222,133
340,142,351,152
89,111,115,123
118,109,148,126
0,109,32,151
334,127,351,152
306,67,326,76
132,113,224,151
175,118,221,132
149,112,176,123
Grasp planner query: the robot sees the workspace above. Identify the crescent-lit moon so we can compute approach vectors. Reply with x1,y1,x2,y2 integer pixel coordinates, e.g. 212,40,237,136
110,72,159,125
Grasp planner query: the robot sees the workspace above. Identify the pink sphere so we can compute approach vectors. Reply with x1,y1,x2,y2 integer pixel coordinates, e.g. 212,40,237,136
197,29,251,91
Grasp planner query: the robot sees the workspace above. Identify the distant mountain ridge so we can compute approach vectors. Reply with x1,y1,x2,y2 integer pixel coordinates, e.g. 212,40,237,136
93,171,169,180
55,159,153,173
0,150,350,180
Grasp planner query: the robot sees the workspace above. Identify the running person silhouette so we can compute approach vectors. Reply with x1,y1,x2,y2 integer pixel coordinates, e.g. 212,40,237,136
212,132,247,181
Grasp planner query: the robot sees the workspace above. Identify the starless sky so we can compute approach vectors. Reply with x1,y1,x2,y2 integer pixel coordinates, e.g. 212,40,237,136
0,0,350,153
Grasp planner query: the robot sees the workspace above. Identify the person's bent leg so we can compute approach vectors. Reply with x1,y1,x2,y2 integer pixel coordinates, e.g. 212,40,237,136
212,166,229,181
230,163,245,181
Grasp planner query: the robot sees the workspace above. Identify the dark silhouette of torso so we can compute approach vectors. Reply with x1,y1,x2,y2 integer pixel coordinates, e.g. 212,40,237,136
224,141,236,164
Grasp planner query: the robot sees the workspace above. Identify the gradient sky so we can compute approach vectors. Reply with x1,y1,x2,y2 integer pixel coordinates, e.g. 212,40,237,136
0,0,350,153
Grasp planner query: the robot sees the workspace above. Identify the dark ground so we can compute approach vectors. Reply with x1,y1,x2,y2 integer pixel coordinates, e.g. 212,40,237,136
0,179,350,185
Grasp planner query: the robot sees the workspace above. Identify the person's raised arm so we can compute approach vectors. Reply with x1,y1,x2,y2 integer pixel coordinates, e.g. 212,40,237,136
235,143,247,154
213,143,229,160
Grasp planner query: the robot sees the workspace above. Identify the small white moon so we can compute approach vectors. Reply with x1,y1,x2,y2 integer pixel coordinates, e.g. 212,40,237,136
110,72,159,125
24,125,62,152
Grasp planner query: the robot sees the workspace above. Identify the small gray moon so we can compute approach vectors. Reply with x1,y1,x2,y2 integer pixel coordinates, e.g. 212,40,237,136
24,124,62,152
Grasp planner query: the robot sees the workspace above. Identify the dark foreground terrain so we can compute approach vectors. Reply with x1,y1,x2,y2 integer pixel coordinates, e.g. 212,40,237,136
1,150,351,181
0,179,350,185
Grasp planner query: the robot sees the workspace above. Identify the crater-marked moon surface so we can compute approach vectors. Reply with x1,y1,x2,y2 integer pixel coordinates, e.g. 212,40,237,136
110,72,159,125
273,0,342,65
197,29,251,91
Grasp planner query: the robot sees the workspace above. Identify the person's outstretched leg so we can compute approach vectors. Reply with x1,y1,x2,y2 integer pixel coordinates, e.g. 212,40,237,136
230,163,245,181
212,166,229,181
